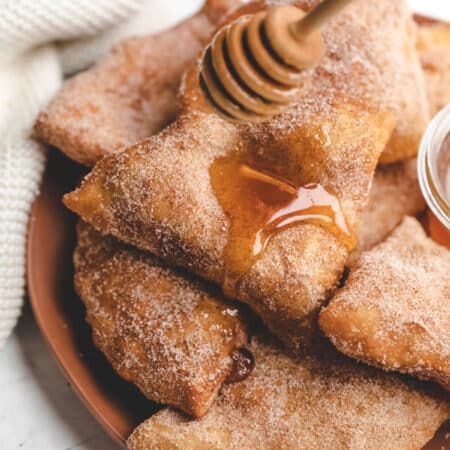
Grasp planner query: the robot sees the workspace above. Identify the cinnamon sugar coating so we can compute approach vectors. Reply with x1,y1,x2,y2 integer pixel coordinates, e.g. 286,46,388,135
64,0,401,352
416,18,450,116
348,159,425,266
65,76,395,354
127,335,449,450
64,0,434,354
33,0,240,166
74,221,247,417
297,0,428,164
35,0,426,167
320,217,450,391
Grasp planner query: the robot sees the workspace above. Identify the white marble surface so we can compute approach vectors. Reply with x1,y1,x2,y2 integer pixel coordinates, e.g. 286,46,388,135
0,1,448,449
0,306,115,450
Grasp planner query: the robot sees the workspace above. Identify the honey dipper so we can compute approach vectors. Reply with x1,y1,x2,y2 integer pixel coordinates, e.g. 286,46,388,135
200,0,354,122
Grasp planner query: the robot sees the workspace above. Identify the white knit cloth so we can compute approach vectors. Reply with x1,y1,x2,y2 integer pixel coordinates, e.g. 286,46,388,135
0,0,201,348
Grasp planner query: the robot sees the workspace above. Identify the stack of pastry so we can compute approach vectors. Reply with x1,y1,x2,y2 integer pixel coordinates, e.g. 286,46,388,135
34,1,450,448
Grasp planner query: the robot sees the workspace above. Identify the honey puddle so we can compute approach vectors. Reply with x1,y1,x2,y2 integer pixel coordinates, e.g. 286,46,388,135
210,154,355,298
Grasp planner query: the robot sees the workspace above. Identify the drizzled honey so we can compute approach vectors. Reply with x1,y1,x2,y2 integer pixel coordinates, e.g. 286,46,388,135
209,153,355,298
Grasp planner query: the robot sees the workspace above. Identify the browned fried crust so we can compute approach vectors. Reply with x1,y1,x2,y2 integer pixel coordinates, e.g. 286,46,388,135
63,0,415,355
127,335,449,450
65,66,394,355
320,217,450,391
74,221,247,417
33,0,240,166
348,159,425,266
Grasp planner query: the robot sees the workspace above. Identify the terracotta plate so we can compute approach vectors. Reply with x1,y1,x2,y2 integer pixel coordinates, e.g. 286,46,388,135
27,150,449,448
26,150,159,448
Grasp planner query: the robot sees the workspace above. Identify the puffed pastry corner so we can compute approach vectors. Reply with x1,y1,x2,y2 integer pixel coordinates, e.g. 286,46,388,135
321,217,450,391
74,221,248,418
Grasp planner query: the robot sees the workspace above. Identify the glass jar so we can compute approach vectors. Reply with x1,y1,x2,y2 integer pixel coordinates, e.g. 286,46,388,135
417,103,450,247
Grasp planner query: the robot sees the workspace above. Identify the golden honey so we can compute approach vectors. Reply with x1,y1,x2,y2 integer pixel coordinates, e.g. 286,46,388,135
210,153,355,298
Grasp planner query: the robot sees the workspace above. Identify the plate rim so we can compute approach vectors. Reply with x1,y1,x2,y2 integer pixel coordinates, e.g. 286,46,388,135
26,185,128,449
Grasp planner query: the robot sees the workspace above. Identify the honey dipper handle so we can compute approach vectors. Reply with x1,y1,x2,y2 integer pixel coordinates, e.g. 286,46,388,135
291,0,354,39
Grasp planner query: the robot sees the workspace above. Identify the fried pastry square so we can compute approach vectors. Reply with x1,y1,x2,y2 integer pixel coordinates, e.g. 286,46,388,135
320,217,450,391
127,335,449,450
348,159,425,266
416,17,450,116
64,0,413,354
65,74,395,354
74,221,248,417
33,0,239,166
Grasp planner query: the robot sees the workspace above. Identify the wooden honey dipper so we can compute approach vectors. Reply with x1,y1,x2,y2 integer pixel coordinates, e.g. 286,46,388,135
200,0,354,122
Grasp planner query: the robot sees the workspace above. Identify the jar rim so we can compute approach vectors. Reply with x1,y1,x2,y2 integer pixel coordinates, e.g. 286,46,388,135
417,103,450,230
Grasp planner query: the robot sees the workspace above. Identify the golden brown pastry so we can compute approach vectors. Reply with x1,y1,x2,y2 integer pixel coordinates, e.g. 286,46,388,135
64,1,404,355
127,335,450,450
74,221,248,417
65,67,395,354
320,217,450,391
33,0,240,166
348,159,425,266
416,17,450,116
